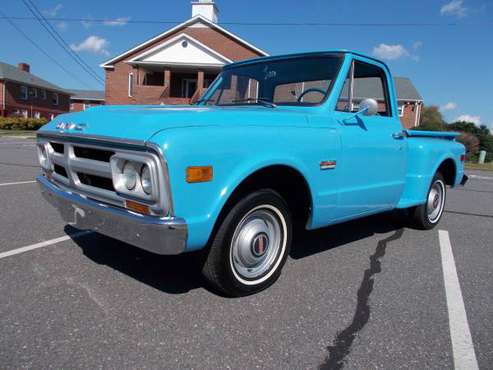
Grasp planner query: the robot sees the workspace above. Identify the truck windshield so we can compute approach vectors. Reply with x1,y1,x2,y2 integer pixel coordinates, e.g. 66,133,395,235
200,55,343,107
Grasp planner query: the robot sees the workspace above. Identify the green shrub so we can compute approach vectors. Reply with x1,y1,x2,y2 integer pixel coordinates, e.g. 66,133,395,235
456,132,480,161
0,117,48,130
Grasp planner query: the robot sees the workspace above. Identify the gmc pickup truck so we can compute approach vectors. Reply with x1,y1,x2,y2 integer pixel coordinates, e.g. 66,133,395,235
37,50,467,296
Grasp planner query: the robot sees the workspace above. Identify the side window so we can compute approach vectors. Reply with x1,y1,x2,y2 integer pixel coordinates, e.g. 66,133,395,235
336,60,392,116
20,85,28,100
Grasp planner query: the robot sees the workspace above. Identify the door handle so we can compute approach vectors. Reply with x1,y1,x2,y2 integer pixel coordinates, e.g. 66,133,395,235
392,132,405,140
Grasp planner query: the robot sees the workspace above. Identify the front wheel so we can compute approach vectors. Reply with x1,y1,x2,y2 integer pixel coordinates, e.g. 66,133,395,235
411,173,447,230
201,189,292,297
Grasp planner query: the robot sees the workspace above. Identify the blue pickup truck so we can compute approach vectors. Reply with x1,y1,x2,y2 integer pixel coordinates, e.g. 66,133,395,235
37,50,467,296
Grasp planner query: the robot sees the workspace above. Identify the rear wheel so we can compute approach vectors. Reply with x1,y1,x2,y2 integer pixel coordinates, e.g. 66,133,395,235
201,189,292,297
411,172,446,230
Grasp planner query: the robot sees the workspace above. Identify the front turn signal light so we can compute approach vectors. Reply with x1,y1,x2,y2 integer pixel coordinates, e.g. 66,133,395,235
125,200,150,215
186,166,213,183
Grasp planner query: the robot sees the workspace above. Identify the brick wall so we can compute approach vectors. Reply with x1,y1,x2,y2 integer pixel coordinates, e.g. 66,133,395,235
399,102,421,129
70,100,104,112
105,25,264,105
3,81,70,119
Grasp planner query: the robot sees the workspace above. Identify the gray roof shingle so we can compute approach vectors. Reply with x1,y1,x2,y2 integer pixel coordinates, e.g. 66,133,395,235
394,77,422,101
69,89,105,101
341,76,423,101
0,61,69,94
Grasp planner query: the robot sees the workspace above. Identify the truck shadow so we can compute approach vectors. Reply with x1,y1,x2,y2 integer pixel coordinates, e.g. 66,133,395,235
66,225,203,295
66,212,405,295
290,211,405,260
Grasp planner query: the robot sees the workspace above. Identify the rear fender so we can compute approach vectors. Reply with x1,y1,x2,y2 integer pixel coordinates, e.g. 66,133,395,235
397,136,464,208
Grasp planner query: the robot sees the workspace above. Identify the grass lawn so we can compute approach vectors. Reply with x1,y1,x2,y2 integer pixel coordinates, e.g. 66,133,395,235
465,161,493,172
0,129,36,137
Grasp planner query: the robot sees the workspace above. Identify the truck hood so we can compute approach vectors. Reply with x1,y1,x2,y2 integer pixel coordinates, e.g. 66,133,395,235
39,105,310,142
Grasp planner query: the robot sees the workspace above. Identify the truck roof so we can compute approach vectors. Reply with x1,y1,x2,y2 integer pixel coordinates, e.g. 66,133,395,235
224,50,389,70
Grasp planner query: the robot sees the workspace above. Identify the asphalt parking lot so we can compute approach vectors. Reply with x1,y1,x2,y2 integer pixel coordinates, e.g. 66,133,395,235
0,136,492,369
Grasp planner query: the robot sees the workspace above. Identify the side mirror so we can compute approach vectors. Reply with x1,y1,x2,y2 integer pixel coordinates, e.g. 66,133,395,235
356,98,378,116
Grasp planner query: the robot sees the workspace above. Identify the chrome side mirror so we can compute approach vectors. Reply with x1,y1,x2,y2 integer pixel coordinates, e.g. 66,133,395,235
356,98,378,116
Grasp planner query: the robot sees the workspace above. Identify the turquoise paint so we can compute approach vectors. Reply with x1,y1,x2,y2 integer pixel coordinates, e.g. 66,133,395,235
39,51,465,252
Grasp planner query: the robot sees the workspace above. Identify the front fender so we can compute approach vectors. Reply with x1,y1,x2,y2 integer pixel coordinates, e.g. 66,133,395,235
149,125,336,250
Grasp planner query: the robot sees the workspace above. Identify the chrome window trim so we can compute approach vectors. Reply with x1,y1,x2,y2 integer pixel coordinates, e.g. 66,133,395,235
37,132,175,216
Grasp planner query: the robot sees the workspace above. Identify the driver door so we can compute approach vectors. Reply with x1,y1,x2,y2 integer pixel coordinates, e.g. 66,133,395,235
333,58,406,220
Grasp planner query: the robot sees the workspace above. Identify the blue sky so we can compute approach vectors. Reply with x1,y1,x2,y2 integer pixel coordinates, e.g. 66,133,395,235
1,0,492,127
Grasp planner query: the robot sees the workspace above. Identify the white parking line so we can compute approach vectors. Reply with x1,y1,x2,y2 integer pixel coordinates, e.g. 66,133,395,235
468,174,493,181
0,141,35,145
0,180,36,187
438,230,479,370
0,231,92,260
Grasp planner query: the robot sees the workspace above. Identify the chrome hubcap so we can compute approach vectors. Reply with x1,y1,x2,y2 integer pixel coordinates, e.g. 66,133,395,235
427,180,445,223
230,206,285,282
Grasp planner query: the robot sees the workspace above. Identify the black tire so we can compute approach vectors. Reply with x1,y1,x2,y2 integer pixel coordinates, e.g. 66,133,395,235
411,172,447,230
201,189,292,297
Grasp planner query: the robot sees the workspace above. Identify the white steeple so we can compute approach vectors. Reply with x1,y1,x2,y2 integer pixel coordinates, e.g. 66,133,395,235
191,0,219,23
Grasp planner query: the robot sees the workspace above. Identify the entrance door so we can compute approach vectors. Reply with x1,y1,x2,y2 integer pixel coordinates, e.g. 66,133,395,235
181,78,197,98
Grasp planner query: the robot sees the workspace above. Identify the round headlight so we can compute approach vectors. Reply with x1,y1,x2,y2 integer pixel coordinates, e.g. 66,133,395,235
140,164,152,195
122,161,138,190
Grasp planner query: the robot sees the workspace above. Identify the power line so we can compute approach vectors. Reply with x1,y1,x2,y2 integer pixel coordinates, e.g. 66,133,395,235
22,0,104,84
1,15,491,27
0,9,94,89
21,0,104,85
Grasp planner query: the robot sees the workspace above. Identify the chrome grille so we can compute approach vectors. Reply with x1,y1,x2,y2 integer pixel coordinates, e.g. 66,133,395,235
44,140,122,207
37,134,171,216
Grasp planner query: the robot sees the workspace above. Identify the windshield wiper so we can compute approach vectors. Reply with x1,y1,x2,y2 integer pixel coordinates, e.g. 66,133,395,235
232,98,277,108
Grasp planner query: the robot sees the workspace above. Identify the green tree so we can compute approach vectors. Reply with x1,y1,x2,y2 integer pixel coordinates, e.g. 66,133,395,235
416,105,445,131
448,121,493,162
447,121,478,134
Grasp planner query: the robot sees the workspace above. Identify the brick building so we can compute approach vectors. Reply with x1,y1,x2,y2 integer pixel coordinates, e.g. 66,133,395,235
70,89,105,112
0,61,70,119
393,77,423,128
101,0,268,105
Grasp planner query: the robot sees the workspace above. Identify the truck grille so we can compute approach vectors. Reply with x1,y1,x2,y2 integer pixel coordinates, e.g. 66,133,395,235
42,140,123,207
73,146,114,162
37,135,171,216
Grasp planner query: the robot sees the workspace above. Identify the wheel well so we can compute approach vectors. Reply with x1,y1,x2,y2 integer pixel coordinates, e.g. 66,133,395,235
218,165,312,229
437,158,456,186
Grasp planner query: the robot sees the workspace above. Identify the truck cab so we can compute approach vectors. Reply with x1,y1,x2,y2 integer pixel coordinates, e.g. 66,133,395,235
37,50,466,296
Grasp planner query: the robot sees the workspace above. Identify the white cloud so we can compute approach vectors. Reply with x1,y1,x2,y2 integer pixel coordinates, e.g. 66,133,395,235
81,20,93,29
43,3,63,17
441,102,457,111
70,35,110,56
455,114,481,124
412,41,423,50
103,17,130,26
440,0,467,17
372,44,409,60
56,21,68,31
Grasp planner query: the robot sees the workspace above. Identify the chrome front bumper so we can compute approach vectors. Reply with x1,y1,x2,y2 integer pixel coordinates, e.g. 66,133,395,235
37,175,187,255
